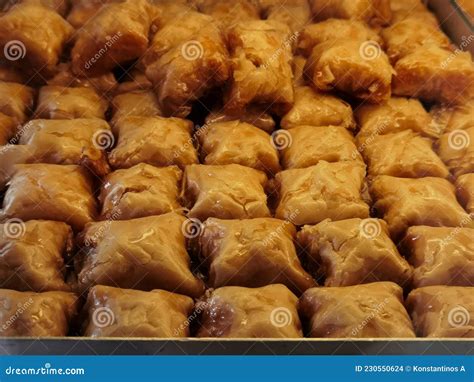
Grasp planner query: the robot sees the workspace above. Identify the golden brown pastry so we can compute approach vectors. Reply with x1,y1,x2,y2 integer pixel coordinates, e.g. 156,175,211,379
355,97,437,140
281,125,362,169
198,121,280,175
298,218,412,287
204,108,275,133
225,20,294,115
143,11,230,117
274,161,369,226
0,3,73,75
35,86,108,120
199,218,316,294
149,0,196,25
389,0,436,25
184,164,270,221
192,0,260,28
3,0,69,16
18,119,111,176
66,0,114,28
0,81,34,124
430,99,474,133
77,213,204,297
280,87,355,130
83,285,194,338
404,226,474,288
114,68,153,93
308,0,392,27
407,286,474,337
111,90,162,123
0,145,35,190
259,0,311,34
456,174,474,214
305,39,393,103
71,0,156,76
298,18,382,57
371,176,474,239
437,127,474,177
392,45,474,104
109,116,198,169
361,130,449,178
0,289,78,337
0,220,72,292
1,164,97,231
197,284,303,338
99,164,182,220
291,55,307,86
0,65,27,84
0,113,15,145
299,282,415,338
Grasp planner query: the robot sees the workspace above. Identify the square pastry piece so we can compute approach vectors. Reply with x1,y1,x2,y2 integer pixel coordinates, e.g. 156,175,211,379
299,282,416,338
281,125,363,169
274,161,369,226
361,130,449,178
198,121,280,175
404,226,474,288
431,99,474,133
0,220,72,292
407,286,474,337
197,285,303,338
298,218,412,287
371,176,474,239
99,164,182,220
199,218,316,294
1,164,97,231
83,286,194,338
77,213,204,297
437,127,474,177
184,164,270,221
0,289,78,337
109,116,198,169
111,90,162,123
456,174,474,214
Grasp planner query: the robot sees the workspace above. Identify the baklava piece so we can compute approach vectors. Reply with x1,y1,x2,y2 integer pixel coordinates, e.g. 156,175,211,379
437,127,474,177
18,119,111,176
199,218,316,294
0,113,15,145
281,125,362,169
407,286,474,337
111,90,162,123
305,39,393,103
83,285,194,338
0,82,34,124
392,45,474,104
280,87,355,130
430,99,474,133
184,164,270,220
198,121,280,175
99,164,182,220
197,284,303,338
355,97,437,140
1,164,97,231
109,116,198,169
35,86,108,120
72,0,155,76
0,3,73,74
204,108,275,133
456,174,474,214
308,0,392,27
299,282,415,338
0,220,72,292
225,20,294,115
361,130,449,178
143,11,229,117
404,226,474,288
298,218,412,287
77,213,204,297
0,289,77,337
371,176,474,239
274,161,369,226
